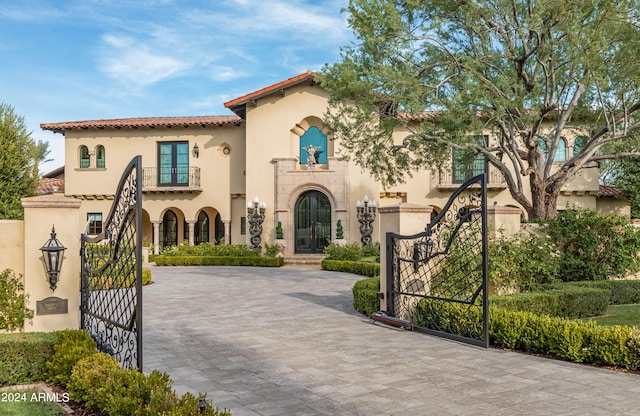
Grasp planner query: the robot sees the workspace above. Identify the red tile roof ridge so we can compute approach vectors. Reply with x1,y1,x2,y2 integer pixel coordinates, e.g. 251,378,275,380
224,71,318,109
41,115,243,132
597,184,625,198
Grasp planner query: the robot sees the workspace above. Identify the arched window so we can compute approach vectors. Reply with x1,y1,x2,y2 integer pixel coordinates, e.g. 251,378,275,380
195,211,209,244
554,138,567,162
96,145,105,168
537,137,547,158
79,145,90,168
574,136,587,155
300,126,328,166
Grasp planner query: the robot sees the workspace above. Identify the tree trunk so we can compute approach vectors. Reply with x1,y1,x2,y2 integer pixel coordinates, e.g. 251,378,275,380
529,176,562,220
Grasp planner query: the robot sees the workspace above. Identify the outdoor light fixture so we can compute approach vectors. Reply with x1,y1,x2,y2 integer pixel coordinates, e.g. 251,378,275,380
40,226,66,291
196,397,209,414
247,196,266,250
356,195,377,245
193,142,199,158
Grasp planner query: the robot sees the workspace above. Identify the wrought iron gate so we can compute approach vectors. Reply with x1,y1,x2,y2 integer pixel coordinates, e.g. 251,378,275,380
80,156,142,369
385,174,489,347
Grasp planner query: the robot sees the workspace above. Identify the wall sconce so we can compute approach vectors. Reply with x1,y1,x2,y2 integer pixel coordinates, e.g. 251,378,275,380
223,146,231,155
192,142,199,158
40,226,66,291
356,195,377,245
247,196,266,250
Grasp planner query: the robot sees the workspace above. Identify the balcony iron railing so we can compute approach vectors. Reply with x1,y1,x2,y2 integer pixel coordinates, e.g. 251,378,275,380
438,165,506,189
142,167,201,192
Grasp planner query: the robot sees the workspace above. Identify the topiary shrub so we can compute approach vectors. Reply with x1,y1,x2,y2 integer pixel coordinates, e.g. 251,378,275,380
336,220,344,239
0,268,34,331
45,329,97,387
275,221,284,239
352,276,380,316
68,352,120,409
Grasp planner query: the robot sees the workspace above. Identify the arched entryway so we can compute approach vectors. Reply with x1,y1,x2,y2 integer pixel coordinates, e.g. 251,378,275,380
295,190,331,254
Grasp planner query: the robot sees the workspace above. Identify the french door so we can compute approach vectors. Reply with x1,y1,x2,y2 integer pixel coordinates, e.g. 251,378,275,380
295,190,331,254
158,142,189,186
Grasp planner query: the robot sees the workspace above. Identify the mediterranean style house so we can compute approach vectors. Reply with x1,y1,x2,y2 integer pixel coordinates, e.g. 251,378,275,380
40,72,628,258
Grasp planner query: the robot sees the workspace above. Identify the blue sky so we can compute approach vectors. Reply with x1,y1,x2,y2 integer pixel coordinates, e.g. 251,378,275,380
0,0,352,174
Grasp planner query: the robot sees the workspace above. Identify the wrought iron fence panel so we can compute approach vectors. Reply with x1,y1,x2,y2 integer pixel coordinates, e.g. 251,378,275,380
81,156,142,369
386,174,489,347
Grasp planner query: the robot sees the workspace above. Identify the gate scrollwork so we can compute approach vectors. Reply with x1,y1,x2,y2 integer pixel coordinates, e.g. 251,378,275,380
80,156,142,369
386,174,489,347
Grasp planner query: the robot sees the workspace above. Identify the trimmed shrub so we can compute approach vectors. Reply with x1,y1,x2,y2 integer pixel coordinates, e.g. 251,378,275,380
542,280,640,305
415,299,484,339
491,287,610,319
68,352,120,408
94,366,149,415
321,259,380,277
160,242,258,257
0,268,34,331
0,332,57,386
352,277,380,316
627,329,640,370
152,256,283,267
45,329,97,387
323,242,364,261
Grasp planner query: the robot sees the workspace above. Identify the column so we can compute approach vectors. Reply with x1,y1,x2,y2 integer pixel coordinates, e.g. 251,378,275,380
152,221,161,254
186,220,196,245
223,220,231,244
378,203,433,312
21,194,81,332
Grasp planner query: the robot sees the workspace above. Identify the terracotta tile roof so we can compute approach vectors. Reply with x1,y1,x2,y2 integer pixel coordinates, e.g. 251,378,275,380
597,185,625,198
36,177,65,195
40,115,243,134
42,166,64,179
224,71,318,115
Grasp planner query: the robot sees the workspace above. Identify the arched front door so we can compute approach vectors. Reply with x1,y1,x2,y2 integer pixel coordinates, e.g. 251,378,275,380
295,190,331,254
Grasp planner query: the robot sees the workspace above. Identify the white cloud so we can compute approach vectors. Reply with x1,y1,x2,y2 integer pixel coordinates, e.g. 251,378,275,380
99,34,189,87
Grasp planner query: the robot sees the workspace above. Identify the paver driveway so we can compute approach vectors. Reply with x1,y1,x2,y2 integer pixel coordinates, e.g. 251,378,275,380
143,266,640,416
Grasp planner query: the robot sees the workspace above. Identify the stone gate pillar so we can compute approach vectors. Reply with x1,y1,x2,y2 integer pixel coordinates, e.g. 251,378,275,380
378,204,433,312
21,194,81,332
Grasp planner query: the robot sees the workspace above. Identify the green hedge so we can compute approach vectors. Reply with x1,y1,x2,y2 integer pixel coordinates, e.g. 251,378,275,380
0,332,57,386
536,280,640,305
151,256,284,267
490,307,640,368
321,259,380,277
491,287,610,319
352,277,380,316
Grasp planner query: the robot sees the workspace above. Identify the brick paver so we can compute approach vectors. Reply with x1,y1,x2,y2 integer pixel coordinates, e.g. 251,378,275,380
143,266,640,416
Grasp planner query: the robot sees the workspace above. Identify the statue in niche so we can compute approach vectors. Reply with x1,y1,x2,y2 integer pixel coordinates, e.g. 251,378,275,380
303,144,323,168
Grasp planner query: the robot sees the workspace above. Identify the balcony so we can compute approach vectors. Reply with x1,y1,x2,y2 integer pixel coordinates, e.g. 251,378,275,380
142,167,202,193
437,166,507,191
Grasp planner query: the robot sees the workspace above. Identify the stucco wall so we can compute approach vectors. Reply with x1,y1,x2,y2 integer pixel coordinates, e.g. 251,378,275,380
0,220,25,278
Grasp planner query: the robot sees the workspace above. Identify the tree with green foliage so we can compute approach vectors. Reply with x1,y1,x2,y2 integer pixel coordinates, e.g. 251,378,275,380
600,135,640,218
321,0,640,219
32,139,53,178
0,102,37,219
